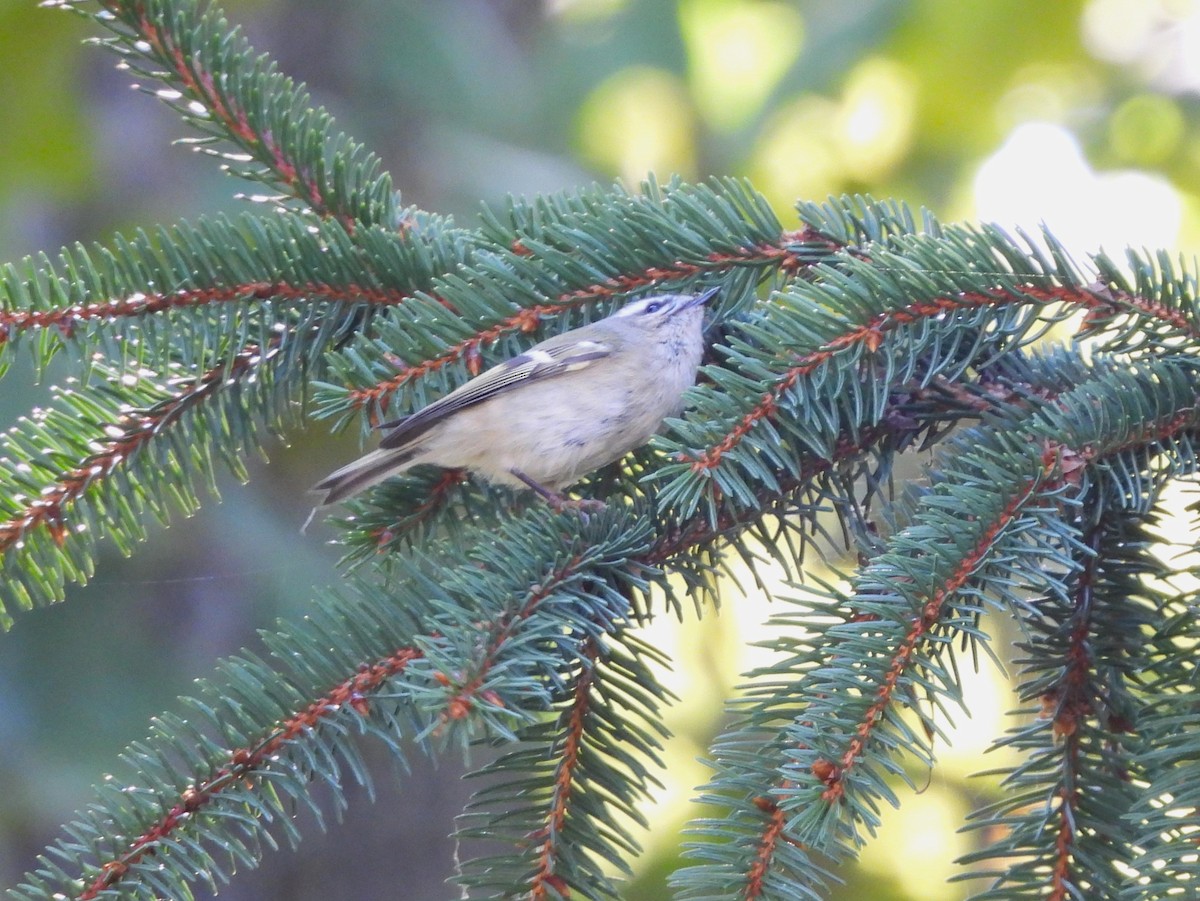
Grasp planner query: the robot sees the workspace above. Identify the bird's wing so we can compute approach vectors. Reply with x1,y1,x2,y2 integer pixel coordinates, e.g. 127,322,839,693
377,338,614,450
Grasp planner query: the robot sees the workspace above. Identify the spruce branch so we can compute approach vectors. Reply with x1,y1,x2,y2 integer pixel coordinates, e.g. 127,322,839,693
0,212,477,618
1085,247,1200,351
5,3,1200,894
661,217,1200,521
523,638,618,899
49,0,397,228
674,357,1200,898
677,438,1067,899
956,499,1179,900
0,213,474,373
73,644,426,901
0,340,276,620
11,182,1200,897
456,633,672,900
12,397,935,900
16,506,664,900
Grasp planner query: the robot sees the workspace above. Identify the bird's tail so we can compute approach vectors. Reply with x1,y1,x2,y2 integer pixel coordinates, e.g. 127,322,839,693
310,447,418,506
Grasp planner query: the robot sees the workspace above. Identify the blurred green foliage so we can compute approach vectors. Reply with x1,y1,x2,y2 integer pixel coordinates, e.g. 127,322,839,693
3,1,1199,898
0,3,92,198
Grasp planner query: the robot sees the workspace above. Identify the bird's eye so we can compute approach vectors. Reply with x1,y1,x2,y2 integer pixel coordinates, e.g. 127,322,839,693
644,301,664,314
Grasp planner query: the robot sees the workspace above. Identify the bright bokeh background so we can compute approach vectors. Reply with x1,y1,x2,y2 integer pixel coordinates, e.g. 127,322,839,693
2,1,1199,898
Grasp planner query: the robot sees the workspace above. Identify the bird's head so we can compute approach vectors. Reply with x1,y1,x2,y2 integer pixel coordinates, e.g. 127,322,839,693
611,287,718,333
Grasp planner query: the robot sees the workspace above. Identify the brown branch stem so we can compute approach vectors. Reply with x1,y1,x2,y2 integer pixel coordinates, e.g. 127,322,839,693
1045,517,1102,901
688,283,1197,473
529,637,601,900
77,645,424,899
0,279,418,345
77,551,592,897
813,445,1062,801
97,0,355,228
0,341,270,554
438,553,585,722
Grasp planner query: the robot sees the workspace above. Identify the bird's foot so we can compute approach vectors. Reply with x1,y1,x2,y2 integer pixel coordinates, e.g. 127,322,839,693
510,469,606,517
548,496,607,516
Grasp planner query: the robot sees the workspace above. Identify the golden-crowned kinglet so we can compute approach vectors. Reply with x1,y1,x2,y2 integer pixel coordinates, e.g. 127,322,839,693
311,287,717,506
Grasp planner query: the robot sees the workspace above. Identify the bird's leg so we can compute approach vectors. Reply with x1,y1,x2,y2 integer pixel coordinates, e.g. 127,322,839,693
509,469,606,514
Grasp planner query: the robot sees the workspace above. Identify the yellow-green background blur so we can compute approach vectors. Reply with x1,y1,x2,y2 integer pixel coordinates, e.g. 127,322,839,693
2,1,1198,898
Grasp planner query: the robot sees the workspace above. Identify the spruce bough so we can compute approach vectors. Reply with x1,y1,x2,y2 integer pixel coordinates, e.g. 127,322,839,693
4,2,1200,899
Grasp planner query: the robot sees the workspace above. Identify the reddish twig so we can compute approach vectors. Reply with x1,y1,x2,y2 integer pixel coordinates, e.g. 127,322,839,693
528,638,601,900
78,553,589,897
1043,518,1101,900
1049,787,1077,901
369,469,469,551
1077,280,1195,334
349,301,576,420
744,794,790,901
812,444,1062,801
439,554,585,721
1092,409,1197,461
688,283,1199,473
0,342,269,554
647,428,886,567
97,1,354,228
78,645,424,899
0,280,423,346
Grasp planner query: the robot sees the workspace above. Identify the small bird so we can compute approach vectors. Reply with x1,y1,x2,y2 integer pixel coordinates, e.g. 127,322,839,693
311,287,718,508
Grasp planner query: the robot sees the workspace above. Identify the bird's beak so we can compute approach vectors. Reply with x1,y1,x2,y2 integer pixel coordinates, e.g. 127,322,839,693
683,286,720,309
